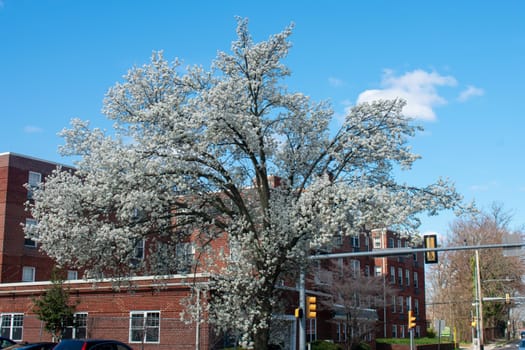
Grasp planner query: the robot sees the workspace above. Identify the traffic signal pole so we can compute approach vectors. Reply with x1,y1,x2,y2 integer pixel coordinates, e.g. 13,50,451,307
296,241,525,349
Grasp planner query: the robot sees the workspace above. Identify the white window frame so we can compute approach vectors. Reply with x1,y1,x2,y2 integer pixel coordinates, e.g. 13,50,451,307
22,266,35,282
391,295,396,313
24,219,37,248
67,270,78,280
351,235,359,248
73,313,87,339
133,239,145,260
414,272,419,288
27,171,41,199
129,311,160,344
176,242,195,273
63,312,87,339
405,269,410,286
1,314,24,341
350,259,360,278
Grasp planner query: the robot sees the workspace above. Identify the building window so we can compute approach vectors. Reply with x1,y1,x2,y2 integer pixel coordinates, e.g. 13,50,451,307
398,296,404,313
397,267,403,286
392,324,397,338
133,239,145,260
333,233,343,246
405,269,410,286
0,314,23,340
397,239,402,248
67,270,78,280
350,259,360,278
176,242,194,273
414,299,420,316
373,237,381,248
389,266,395,284
129,311,160,343
307,318,317,343
351,236,359,248
24,219,37,248
63,313,87,339
336,322,346,342
414,272,419,288
406,297,411,312
387,237,394,248
375,266,382,276
27,171,41,199
22,267,35,282
364,265,370,277
391,295,396,313
400,324,406,338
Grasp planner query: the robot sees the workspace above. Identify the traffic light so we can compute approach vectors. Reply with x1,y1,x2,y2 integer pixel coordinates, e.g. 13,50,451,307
306,296,317,319
424,234,438,264
506,293,511,304
471,317,477,327
294,307,303,318
408,310,416,329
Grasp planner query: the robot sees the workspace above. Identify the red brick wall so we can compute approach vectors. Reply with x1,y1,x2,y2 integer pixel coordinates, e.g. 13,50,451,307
0,153,72,283
0,277,212,350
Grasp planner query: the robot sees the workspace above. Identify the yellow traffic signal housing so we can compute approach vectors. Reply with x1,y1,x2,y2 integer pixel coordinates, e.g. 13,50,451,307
408,310,416,329
506,293,511,304
306,296,317,319
424,234,438,264
294,307,303,318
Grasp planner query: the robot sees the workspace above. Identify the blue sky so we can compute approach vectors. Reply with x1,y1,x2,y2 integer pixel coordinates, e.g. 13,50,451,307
1,1,524,239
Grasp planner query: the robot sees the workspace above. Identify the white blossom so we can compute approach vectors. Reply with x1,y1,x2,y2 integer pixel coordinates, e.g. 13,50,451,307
26,18,465,349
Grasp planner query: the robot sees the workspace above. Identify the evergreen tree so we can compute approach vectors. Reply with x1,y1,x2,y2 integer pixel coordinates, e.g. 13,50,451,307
32,271,78,341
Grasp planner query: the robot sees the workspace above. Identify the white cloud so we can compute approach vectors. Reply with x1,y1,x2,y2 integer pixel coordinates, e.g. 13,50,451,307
357,69,457,121
469,180,499,192
458,85,484,102
328,77,344,88
23,125,44,133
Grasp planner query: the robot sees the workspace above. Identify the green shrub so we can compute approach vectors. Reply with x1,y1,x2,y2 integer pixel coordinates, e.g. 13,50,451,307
426,328,437,338
311,340,342,350
353,342,371,350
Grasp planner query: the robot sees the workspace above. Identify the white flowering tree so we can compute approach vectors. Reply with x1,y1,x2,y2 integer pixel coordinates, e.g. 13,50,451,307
27,18,464,349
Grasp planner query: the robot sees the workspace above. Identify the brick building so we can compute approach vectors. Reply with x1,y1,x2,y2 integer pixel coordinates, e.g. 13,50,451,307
0,152,426,349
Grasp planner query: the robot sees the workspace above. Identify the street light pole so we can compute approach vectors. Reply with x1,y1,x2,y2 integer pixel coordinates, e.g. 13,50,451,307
299,268,306,350
474,250,484,350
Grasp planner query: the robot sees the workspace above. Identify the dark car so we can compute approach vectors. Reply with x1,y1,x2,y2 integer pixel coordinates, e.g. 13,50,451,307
0,337,16,349
53,340,132,350
4,342,56,350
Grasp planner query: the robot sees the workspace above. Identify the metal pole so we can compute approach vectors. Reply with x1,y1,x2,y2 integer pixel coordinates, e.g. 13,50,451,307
475,250,484,350
299,268,305,350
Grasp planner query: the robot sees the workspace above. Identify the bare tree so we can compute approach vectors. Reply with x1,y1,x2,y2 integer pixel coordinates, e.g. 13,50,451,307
315,260,397,350
427,203,525,342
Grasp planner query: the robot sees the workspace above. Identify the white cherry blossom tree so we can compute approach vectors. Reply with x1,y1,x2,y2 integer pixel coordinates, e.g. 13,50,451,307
27,18,464,349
